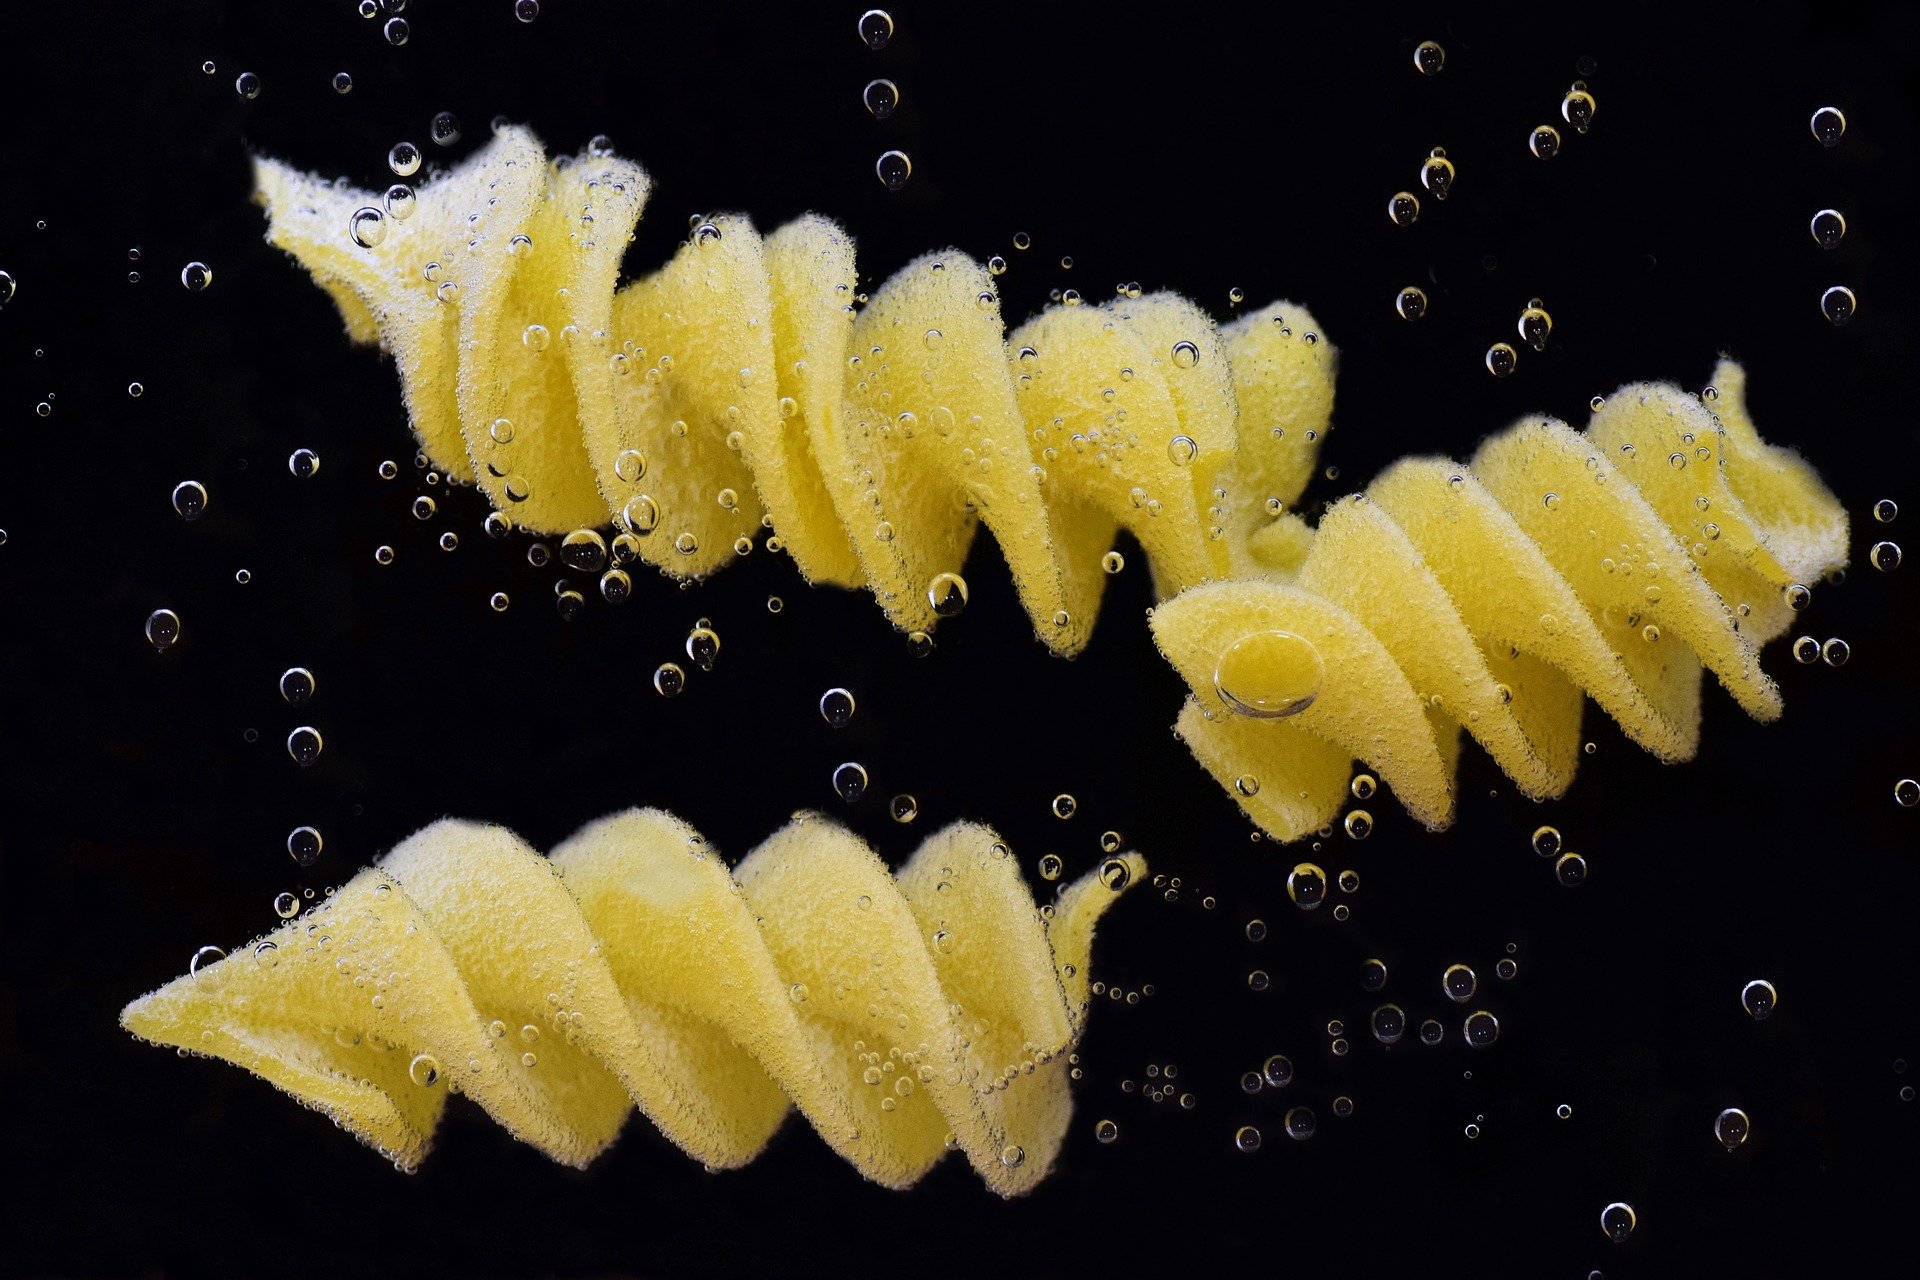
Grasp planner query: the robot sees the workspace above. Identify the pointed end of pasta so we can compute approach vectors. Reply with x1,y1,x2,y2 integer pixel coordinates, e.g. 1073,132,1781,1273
121,963,435,1174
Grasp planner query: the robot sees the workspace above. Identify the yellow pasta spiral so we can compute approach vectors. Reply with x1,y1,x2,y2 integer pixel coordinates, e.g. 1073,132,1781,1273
1149,360,1848,840
120,810,1144,1195
252,125,1336,655
256,127,1847,842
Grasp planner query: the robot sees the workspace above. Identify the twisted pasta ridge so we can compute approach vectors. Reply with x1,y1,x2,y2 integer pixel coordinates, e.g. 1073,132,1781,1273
253,126,1337,655
1149,360,1848,840
120,810,1144,1194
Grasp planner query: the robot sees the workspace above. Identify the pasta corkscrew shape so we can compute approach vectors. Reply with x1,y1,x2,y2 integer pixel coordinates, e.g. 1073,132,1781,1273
121,810,1144,1194
256,127,1847,842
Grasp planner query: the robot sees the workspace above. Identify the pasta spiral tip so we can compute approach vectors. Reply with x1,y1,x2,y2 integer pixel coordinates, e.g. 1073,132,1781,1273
121,810,1143,1194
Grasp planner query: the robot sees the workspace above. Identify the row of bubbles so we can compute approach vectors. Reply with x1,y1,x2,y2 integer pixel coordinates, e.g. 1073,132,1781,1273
857,11,911,190
1809,106,1857,324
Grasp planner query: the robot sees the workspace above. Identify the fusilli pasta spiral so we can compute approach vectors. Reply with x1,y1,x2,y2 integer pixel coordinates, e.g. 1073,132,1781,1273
121,810,1143,1194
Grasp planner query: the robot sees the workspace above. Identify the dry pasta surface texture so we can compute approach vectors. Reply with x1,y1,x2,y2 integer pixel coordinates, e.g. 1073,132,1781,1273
121,810,1143,1196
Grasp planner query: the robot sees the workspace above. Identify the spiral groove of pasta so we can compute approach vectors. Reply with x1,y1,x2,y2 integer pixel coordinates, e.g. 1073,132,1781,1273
252,126,1337,655
255,128,1846,841
120,810,1144,1194
1149,360,1848,840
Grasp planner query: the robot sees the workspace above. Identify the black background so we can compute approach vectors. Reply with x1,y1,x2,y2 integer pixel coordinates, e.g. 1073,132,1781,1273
3,2,1917,1276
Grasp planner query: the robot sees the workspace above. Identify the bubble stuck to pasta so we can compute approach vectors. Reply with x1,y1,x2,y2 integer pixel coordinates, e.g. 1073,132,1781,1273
121,810,1142,1195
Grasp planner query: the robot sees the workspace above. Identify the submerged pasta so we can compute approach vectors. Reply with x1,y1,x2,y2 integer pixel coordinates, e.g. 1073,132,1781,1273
121,810,1143,1194
253,126,1335,654
1151,365,1847,839
256,128,1846,840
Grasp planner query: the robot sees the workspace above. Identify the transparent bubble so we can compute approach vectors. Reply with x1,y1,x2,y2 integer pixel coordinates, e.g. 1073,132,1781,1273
1387,191,1421,227
1485,342,1518,377
489,591,510,613
864,78,900,119
833,761,869,802
288,448,321,479
145,609,182,651
332,71,354,94
1443,964,1477,1003
409,1053,441,1087
189,945,225,978
1371,1004,1406,1044
1095,1118,1119,1144
1052,793,1077,819
560,529,607,572
287,727,323,767
431,111,462,146
820,687,856,728
1821,637,1850,667
1741,979,1778,1020
1420,151,1455,200
234,71,261,100
172,480,209,521
1562,86,1597,131
1463,1010,1500,1048
1870,541,1900,571
1360,958,1388,991
890,793,919,823
1810,106,1846,147
858,8,894,48
274,891,301,919
1528,124,1562,159
383,16,409,45
345,204,392,251
1038,853,1064,882
1171,340,1200,369
1286,863,1327,910
1518,302,1553,350
1247,969,1270,991
1168,434,1199,466
1810,208,1847,249
876,150,912,191
1284,1106,1316,1140
1600,1202,1637,1244
653,663,686,698
1343,810,1373,840
1873,498,1898,523
685,626,720,671
287,826,323,867
1234,1125,1262,1152
1555,852,1588,886
279,667,316,705
1245,918,1267,942
1821,285,1856,326
515,0,540,22
180,261,213,291
0,270,13,304
1413,40,1445,74
1714,1107,1750,1150
1098,857,1131,891
1214,629,1323,718
1897,779,1920,808
927,571,969,617
388,141,422,177
384,184,416,221
1395,285,1428,320
374,545,395,565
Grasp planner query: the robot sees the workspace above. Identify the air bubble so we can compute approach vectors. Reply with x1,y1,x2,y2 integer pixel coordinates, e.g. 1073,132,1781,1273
1413,40,1445,74
1395,285,1428,320
833,762,869,802
1213,630,1323,718
863,79,900,119
876,150,912,191
145,609,182,651
858,8,894,49
172,481,209,522
1741,978,1778,1020
820,687,856,728
1821,285,1856,326
1810,106,1847,147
